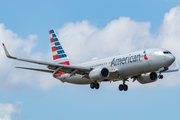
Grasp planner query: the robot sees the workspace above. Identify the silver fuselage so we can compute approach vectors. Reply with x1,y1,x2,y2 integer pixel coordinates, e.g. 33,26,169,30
57,49,175,84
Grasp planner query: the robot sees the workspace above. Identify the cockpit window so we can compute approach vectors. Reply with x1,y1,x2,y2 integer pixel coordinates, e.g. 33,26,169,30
163,51,171,54
155,51,172,55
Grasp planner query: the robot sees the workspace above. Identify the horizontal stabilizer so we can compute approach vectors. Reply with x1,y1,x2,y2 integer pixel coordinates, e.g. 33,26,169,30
16,67,54,73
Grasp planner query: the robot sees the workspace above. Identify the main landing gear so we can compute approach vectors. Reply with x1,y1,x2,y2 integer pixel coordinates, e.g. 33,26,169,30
90,81,100,89
119,79,128,91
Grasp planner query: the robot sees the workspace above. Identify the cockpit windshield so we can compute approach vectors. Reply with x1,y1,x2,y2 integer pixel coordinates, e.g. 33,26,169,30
155,51,171,55
163,51,171,54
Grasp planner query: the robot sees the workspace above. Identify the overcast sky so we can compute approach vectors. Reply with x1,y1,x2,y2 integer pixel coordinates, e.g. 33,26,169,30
0,0,180,120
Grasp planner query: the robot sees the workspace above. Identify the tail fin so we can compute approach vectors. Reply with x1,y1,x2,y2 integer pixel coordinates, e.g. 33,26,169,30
49,29,70,65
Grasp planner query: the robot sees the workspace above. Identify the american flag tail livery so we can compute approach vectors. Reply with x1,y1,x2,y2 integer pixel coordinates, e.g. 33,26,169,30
49,29,70,77
49,29,70,65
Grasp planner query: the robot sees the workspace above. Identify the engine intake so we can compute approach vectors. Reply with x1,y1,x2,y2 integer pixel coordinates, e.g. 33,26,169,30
137,72,158,84
89,68,110,81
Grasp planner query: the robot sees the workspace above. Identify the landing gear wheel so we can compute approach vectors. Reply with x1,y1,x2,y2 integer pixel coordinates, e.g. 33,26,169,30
158,75,163,79
118,79,129,91
95,82,100,89
119,84,124,91
124,85,128,91
90,82,100,89
90,82,95,89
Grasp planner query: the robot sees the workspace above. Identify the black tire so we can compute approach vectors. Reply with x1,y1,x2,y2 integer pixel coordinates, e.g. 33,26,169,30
90,82,95,89
124,85,128,91
95,82,100,89
159,75,163,79
160,75,163,79
119,84,124,91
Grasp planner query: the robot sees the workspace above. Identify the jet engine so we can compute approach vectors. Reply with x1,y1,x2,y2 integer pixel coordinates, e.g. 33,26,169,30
89,68,110,81
137,72,158,84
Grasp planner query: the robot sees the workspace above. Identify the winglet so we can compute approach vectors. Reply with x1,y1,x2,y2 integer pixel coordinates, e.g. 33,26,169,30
2,43,16,59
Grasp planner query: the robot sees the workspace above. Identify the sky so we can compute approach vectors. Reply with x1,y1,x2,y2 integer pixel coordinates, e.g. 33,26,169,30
0,0,180,120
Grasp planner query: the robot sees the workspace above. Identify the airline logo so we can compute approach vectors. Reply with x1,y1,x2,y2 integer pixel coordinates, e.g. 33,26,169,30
143,50,148,60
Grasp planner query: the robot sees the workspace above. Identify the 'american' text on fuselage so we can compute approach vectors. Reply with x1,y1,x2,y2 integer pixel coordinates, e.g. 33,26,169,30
111,54,141,66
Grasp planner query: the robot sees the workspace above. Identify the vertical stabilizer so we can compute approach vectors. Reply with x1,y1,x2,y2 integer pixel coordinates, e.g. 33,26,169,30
49,29,70,65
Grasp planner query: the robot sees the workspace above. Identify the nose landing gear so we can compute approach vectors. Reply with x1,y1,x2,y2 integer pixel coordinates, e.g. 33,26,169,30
158,67,167,79
158,75,163,79
158,72,163,79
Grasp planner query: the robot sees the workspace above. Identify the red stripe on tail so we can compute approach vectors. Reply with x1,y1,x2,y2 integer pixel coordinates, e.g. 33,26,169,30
52,46,56,51
49,30,52,34
50,38,54,43
53,55,59,60
59,61,70,65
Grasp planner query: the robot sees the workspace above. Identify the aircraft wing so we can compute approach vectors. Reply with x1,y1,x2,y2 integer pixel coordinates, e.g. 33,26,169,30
2,43,91,75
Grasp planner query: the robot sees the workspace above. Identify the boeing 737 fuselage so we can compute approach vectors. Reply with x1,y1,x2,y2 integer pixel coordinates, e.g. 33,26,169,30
2,29,178,91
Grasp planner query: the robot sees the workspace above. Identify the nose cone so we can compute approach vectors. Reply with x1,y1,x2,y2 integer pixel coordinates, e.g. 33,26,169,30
166,54,175,65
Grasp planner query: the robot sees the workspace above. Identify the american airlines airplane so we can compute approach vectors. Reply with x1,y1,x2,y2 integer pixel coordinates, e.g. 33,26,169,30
2,29,179,91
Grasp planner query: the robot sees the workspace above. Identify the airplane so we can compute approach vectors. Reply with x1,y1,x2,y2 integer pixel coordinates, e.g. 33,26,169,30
2,29,179,91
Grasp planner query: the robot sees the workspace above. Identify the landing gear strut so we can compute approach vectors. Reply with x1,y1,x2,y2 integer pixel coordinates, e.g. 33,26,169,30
119,79,128,91
90,81,100,89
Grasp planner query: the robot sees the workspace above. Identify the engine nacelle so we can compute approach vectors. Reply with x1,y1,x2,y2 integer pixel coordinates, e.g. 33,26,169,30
137,72,158,84
89,68,110,81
